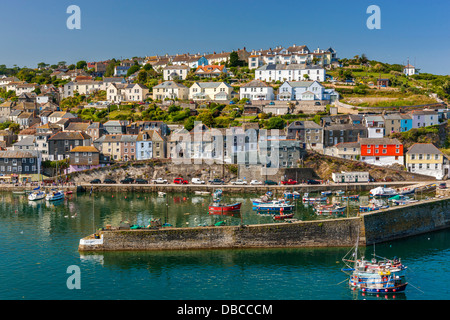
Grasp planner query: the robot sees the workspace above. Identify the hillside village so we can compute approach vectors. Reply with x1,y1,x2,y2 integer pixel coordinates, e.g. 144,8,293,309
1,44,450,183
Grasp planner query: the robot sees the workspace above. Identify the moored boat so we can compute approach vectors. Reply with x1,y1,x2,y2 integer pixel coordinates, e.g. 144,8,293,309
314,203,346,215
28,187,46,201
194,191,210,196
334,190,345,196
273,213,295,220
359,203,389,212
256,200,294,212
46,190,65,201
208,201,241,212
283,191,300,199
369,187,398,198
342,239,408,294
302,193,327,203
341,194,359,200
321,191,333,196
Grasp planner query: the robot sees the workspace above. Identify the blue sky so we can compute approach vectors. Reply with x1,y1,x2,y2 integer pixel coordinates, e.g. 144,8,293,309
1,0,449,75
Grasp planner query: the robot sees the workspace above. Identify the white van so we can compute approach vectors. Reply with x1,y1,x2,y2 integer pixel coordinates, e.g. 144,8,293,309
191,178,205,184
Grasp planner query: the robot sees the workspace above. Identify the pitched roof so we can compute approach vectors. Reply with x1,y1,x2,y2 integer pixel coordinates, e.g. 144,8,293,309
241,80,270,88
49,131,91,140
70,146,99,153
406,143,442,154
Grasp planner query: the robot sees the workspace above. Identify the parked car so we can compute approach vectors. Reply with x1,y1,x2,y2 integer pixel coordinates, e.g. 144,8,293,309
174,178,189,184
191,178,205,184
151,178,168,184
90,179,101,184
439,182,447,189
103,178,116,184
231,179,247,185
135,178,148,184
264,180,277,185
209,178,225,185
307,179,321,185
250,180,262,185
120,177,134,184
281,179,297,185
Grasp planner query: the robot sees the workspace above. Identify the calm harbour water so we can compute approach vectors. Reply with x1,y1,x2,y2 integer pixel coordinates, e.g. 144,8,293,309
0,190,449,300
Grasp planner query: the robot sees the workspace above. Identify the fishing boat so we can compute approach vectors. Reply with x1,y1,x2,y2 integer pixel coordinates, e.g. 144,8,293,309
416,183,436,193
256,200,294,212
359,203,389,212
314,203,346,215
341,194,360,200
213,189,223,198
283,191,301,199
28,187,46,201
334,190,345,196
388,195,418,206
399,188,416,196
342,239,408,294
65,190,73,195
321,191,333,196
252,191,273,206
273,213,295,220
194,191,210,196
302,193,327,203
208,200,241,213
46,189,65,201
369,187,398,198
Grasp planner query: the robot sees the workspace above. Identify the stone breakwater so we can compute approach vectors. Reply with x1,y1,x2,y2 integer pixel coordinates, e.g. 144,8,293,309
79,197,450,251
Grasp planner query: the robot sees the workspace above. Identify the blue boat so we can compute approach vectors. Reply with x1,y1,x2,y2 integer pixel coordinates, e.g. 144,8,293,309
251,191,273,206
283,191,300,199
256,200,294,212
46,190,65,201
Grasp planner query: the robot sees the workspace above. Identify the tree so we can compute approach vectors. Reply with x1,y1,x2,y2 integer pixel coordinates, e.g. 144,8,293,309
265,117,286,129
8,123,20,134
229,51,245,68
137,70,147,84
127,65,140,77
76,61,87,69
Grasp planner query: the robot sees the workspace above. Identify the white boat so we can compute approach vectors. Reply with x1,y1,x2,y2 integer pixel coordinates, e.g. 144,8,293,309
314,203,346,215
302,193,327,203
369,187,398,198
335,190,345,196
46,190,65,201
194,191,210,196
158,191,166,197
28,187,46,201
28,190,46,201
321,191,333,196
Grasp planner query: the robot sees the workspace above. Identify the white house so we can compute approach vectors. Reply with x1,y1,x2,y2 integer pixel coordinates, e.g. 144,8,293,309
163,65,190,81
239,80,274,101
62,80,103,98
255,64,326,82
106,83,149,103
152,81,189,101
277,80,339,102
189,82,233,101
403,64,418,76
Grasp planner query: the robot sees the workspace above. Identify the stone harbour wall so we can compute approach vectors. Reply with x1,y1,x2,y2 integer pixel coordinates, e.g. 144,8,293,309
79,197,450,252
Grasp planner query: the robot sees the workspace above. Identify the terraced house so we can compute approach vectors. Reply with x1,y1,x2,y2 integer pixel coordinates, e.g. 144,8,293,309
0,150,41,182
189,82,233,101
406,143,448,180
